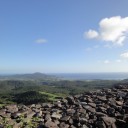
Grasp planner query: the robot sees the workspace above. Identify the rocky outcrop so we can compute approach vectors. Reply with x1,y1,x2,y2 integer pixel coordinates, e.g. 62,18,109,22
0,85,128,127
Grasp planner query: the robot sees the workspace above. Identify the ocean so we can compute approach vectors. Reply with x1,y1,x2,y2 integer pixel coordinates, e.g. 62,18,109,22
53,72,128,80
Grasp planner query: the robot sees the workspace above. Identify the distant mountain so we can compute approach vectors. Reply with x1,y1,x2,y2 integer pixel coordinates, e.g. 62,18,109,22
0,72,57,81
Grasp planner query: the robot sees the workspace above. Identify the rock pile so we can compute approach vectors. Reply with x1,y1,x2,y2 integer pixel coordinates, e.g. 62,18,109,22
0,84,128,127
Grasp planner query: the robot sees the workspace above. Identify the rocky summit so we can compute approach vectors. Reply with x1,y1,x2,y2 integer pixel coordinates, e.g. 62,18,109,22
0,85,128,128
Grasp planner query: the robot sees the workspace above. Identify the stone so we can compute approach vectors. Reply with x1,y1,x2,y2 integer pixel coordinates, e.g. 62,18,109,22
11,112,21,119
42,103,53,108
78,108,86,114
2,84,128,127
0,109,6,117
102,117,116,127
81,124,88,128
51,113,62,119
83,105,96,113
69,118,73,124
60,116,70,122
95,121,106,128
45,114,51,121
26,110,35,119
88,103,96,108
116,101,123,106
70,125,77,128
98,97,107,102
36,104,42,109
59,122,70,128
44,120,59,128
67,109,76,115
34,111,42,117
66,96,75,105
116,119,127,128
95,112,107,117
87,98,93,103
19,105,29,110
79,118,88,124
107,107,115,116
80,102,87,106
6,104,18,113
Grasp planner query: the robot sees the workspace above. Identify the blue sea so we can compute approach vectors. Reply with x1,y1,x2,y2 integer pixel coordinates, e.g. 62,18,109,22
53,73,128,80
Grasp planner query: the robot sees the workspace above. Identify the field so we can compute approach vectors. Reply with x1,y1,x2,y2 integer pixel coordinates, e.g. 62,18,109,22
0,77,125,105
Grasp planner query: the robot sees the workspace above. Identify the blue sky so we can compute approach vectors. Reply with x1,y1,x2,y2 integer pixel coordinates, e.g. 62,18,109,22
1,0,128,73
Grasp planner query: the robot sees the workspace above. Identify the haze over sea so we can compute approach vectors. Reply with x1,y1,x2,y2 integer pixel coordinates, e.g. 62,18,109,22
53,72,128,80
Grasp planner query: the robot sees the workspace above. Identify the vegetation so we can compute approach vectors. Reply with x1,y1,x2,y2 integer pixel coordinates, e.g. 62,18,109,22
0,73,126,105
0,78,121,105
39,91,63,101
13,91,49,105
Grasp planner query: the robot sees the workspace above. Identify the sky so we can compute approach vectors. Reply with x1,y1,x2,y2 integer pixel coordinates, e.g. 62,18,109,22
1,0,128,74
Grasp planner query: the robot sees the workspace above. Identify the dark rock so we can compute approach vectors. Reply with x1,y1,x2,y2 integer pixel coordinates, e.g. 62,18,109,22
98,96,107,102
87,98,93,103
69,118,73,124
88,103,96,108
95,121,106,128
51,113,62,119
81,124,89,128
95,112,107,117
79,118,88,124
70,125,77,128
83,105,96,113
67,109,76,115
2,84,128,127
60,116,70,122
42,103,53,108
59,122,70,128
116,119,127,128
11,112,21,119
102,117,116,128
77,108,86,114
66,96,75,105
34,111,42,117
0,109,6,116
80,102,88,106
44,120,59,128
5,104,18,113
107,107,115,116
44,113,51,121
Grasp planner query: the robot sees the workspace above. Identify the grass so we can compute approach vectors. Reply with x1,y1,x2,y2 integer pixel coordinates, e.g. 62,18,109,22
39,91,59,101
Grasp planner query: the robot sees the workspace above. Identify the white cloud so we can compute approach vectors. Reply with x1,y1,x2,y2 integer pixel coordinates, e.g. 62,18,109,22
104,60,110,64
85,29,99,39
85,16,128,46
120,52,128,58
36,38,47,44
116,59,122,63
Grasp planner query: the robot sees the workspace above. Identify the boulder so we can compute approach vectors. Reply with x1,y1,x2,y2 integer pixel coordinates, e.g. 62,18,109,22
44,120,59,128
5,104,18,113
102,117,116,128
51,113,62,119
59,122,70,128
66,96,75,105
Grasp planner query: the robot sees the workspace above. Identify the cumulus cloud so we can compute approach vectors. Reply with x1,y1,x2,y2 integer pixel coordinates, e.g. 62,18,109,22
36,38,47,44
120,52,128,58
85,29,99,39
85,16,128,46
116,59,122,63
104,60,110,64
